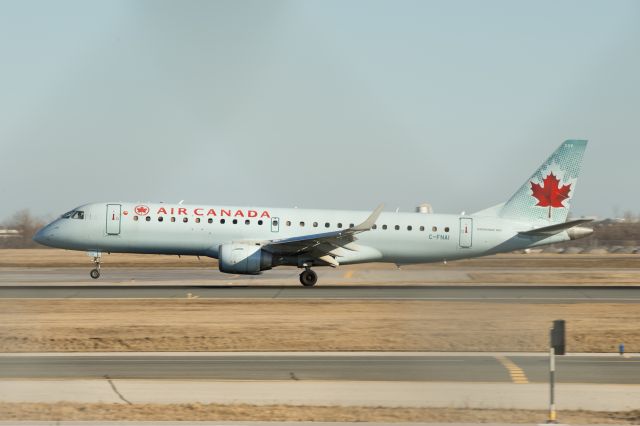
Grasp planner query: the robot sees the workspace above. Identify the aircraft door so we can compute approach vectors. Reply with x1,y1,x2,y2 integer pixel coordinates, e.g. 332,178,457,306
106,204,122,235
459,218,473,248
271,217,280,233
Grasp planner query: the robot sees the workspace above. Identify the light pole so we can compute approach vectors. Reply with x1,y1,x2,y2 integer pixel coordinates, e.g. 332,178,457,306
548,319,565,424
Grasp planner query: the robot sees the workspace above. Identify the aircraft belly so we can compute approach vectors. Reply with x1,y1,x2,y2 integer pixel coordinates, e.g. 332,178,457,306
95,225,216,255
359,234,463,265
333,245,383,264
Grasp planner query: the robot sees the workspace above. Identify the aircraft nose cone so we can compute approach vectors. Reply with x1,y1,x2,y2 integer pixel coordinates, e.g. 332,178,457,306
32,227,46,245
33,225,55,246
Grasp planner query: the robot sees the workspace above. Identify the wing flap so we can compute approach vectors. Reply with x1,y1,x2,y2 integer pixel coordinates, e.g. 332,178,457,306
262,204,384,256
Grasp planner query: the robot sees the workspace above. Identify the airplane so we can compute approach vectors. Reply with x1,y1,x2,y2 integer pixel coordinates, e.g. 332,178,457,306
34,140,593,286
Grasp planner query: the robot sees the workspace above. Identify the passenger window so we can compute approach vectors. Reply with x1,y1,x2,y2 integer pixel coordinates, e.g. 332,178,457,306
299,221,305,227
337,223,342,228
171,217,176,222
208,218,213,224
232,219,238,224
220,219,226,224
286,221,291,226
325,222,330,228
445,227,450,232
407,225,412,231
195,218,201,223
349,223,354,228
133,216,139,222
158,217,163,222
372,224,377,230
419,226,425,231
245,219,250,225
394,225,400,230
432,226,437,232
382,225,387,230
146,216,151,222
258,220,263,225
183,217,188,223
313,222,318,227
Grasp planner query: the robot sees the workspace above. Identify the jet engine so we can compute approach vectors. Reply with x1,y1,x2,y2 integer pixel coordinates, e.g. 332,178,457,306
218,243,273,274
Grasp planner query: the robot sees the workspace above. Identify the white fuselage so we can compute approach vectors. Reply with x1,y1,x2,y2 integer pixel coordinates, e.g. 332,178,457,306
35,201,570,266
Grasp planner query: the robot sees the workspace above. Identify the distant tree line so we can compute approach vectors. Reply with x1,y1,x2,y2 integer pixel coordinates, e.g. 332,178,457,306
0,210,46,249
566,220,640,249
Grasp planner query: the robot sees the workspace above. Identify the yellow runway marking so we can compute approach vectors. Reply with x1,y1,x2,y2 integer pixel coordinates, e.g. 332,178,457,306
343,270,354,279
495,355,529,384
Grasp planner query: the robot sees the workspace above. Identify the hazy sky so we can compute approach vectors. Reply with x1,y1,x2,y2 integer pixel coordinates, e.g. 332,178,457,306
1,0,639,222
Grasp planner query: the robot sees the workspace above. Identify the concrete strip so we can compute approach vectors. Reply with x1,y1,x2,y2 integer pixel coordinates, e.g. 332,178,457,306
1,380,639,411
0,380,120,404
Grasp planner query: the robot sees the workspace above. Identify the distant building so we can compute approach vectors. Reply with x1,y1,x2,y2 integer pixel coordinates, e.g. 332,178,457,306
0,229,20,238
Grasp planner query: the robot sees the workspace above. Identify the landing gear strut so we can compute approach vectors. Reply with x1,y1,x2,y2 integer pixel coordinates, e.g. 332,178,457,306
299,268,318,287
89,253,101,280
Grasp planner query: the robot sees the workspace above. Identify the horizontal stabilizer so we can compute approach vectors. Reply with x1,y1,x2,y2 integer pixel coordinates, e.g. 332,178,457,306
518,219,593,236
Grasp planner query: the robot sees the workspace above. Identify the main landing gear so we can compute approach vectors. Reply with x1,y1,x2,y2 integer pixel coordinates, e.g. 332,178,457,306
299,268,318,287
89,253,101,280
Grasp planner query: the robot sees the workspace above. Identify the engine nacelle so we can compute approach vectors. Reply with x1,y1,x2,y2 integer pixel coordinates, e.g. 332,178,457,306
218,243,273,274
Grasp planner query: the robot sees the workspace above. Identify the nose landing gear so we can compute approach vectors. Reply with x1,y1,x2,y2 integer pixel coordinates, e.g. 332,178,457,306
299,268,318,287
89,253,101,280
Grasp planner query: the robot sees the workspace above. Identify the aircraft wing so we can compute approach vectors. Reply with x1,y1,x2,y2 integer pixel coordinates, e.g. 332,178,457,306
261,204,384,264
518,219,593,236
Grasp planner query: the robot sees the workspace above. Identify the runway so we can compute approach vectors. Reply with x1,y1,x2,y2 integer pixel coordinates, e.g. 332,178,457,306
1,284,639,302
1,353,638,384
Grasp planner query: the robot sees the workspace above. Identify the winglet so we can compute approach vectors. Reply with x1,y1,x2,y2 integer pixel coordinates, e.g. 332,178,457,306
352,204,384,232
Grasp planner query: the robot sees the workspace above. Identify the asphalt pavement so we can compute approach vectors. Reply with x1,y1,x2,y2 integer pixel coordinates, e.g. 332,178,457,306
1,353,637,384
1,284,638,302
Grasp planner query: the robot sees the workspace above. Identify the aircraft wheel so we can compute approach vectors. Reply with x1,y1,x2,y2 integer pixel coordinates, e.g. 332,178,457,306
90,269,101,280
299,269,318,287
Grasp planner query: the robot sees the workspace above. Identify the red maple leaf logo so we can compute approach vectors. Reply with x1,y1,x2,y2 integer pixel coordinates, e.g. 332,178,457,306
134,205,150,215
530,172,572,218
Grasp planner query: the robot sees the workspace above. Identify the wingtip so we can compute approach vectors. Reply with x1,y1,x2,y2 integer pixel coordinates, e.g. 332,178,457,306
352,203,385,232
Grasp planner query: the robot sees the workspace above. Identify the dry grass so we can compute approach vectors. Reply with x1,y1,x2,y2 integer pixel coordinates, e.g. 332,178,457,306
468,272,640,284
1,402,639,423
2,249,640,268
0,249,209,267
1,299,639,352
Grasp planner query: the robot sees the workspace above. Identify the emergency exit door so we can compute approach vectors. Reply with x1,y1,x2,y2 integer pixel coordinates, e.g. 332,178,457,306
459,217,473,248
271,217,280,233
106,204,121,235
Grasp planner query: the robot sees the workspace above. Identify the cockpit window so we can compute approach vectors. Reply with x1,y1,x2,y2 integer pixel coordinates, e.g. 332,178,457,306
61,210,85,219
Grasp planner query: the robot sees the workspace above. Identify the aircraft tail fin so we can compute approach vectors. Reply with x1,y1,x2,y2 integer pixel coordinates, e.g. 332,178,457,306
498,140,587,224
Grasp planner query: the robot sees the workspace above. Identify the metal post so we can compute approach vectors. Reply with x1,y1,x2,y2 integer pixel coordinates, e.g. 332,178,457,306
548,345,557,423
